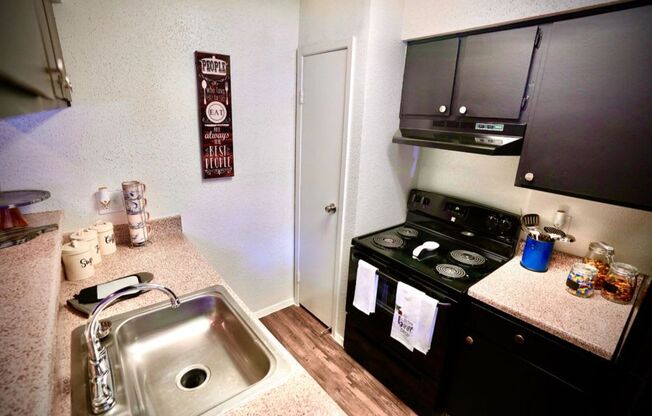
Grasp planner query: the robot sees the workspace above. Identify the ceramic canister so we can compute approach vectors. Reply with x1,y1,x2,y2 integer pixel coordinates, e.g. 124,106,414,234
61,240,95,281
91,220,116,255
70,228,102,265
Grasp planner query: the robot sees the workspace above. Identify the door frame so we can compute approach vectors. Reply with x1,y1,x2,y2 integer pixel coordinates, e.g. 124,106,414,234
294,38,355,330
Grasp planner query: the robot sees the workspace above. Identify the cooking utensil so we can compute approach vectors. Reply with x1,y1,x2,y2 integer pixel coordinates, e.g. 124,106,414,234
521,213,540,227
225,81,229,105
560,234,576,243
544,226,566,240
201,79,207,105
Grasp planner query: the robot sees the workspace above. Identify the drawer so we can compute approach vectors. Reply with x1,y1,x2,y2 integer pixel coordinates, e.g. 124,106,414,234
465,302,610,390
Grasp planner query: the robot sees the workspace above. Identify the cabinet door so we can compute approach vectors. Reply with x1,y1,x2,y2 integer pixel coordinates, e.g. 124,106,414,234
400,38,459,117
0,0,56,99
515,6,652,211
447,332,585,416
453,26,538,119
447,332,523,416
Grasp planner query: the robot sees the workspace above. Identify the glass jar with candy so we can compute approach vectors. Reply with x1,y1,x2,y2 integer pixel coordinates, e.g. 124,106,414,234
566,263,598,298
583,241,614,290
601,262,638,304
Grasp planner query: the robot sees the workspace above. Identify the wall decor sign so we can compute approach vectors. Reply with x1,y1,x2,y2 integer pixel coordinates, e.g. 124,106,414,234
194,51,234,178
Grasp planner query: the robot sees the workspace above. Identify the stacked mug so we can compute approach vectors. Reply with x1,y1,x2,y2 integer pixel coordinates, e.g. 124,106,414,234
122,181,150,247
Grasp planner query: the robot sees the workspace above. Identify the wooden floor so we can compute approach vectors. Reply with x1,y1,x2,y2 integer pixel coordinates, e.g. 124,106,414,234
261,306,416,416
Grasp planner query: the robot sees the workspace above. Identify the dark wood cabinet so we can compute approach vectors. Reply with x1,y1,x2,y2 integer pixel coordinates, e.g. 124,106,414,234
400,38,459,117
515,6,652,211
446,303,609,416
452,26,539,119
400,26,538,122
0,0,71,118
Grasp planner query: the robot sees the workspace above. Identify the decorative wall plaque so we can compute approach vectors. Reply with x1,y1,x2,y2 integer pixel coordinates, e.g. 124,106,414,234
194,51,234,178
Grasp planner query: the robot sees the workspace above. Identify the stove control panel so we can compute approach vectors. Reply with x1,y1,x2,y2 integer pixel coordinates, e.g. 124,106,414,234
407,189,521,244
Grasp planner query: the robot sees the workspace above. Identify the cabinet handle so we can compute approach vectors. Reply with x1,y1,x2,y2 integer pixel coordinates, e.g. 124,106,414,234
514,334,525,345
438,105,447,113
458,106,467,115
524,172,534,182
465,335,474,345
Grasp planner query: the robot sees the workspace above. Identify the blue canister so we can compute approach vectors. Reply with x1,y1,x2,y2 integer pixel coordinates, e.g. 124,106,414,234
520,235,555,272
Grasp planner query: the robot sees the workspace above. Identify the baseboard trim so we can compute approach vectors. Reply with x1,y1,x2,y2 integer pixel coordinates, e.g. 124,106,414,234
253,297,296,319
331,332,344,346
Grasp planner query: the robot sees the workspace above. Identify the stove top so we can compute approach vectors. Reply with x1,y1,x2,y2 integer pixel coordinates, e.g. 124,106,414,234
351,190,520,295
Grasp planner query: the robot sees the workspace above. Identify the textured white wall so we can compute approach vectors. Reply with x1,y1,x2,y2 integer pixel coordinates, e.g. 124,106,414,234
406,0,652,274
0,0,300,312
402,0,618,39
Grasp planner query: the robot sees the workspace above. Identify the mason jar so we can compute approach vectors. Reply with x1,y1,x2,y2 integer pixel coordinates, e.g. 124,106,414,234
565,263,598,298
601,262,638,304
583,241,614,290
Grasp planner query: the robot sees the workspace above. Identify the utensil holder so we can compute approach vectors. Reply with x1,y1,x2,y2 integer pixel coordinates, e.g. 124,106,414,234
521,235,555,272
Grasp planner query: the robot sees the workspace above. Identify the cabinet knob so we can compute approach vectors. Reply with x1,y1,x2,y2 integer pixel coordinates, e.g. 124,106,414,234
465,335,474,345
459,106,467,115
438,105,447,113
514,334,525,345
524,172,534,182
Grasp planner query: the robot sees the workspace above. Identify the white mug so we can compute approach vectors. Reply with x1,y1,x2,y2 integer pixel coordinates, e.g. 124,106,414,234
122,181,146,200
125,198,147,214
127,211,150,228
129,224,151,246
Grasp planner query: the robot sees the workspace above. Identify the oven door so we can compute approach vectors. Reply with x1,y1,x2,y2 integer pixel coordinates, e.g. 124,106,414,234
344,247,458,414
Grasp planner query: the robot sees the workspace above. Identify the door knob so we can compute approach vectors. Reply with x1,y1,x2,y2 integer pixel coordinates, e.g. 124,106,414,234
459,105,467,115
324,203,337,214
524,172,534,182
438,105,447,113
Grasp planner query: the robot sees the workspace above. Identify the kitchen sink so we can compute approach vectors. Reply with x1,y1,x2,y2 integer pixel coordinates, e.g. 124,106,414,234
70,285,291,415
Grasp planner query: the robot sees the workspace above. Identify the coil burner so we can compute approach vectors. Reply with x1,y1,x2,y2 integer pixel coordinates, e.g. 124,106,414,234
372,234,404,249
435,264,467,280
450,250,486,267
397,227,419,238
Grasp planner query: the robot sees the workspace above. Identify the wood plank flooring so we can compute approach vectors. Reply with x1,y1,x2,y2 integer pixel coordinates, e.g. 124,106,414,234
261,306,416,416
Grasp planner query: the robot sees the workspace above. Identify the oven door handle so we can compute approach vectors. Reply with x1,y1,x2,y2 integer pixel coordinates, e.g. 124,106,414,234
375,270,453,308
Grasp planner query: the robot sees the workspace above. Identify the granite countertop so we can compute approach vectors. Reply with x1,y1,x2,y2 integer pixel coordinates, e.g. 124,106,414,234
469,247,634,360
0,211,64,416
52,215,343,415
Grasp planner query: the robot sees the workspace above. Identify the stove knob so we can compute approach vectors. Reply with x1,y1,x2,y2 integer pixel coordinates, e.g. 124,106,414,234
499,218,513,232
486,215,499,230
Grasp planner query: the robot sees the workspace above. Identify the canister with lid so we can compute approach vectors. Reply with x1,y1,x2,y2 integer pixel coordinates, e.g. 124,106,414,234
70,228,102,265
583,241,614,290
602,262,638,304
61,240,95,281
91,220,116,255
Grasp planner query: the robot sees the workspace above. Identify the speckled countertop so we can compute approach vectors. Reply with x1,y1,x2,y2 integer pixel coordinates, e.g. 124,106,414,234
469,247,634,360
51,215,343,415
0,211,63,416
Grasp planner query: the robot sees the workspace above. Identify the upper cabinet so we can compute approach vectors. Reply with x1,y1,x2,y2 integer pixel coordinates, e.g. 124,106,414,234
452,26,538,119
400,38,459,117
400,26,538,121
515,5,652,211
0,0,71,119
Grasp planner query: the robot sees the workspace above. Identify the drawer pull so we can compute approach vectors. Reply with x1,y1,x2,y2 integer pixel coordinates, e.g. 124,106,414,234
465,336,474,345
514,334,525,345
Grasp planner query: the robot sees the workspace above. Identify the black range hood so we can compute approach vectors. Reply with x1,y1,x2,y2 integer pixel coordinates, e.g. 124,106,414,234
393,121,526,156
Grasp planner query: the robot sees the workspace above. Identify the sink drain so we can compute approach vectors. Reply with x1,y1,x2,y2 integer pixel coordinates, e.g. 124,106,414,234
176,364,210,391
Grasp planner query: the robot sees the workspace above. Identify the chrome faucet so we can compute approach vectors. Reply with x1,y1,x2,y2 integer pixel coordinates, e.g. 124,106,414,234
84,283,181,414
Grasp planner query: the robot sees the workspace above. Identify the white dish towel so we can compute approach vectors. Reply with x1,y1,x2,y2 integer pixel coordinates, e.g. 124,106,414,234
390,281,439,354
352,259,379,315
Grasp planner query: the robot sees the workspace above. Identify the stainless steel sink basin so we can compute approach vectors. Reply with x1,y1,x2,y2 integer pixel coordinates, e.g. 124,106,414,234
71,285,291,415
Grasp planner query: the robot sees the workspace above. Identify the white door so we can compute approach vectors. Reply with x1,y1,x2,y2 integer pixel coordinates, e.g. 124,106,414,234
296,45,351,328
